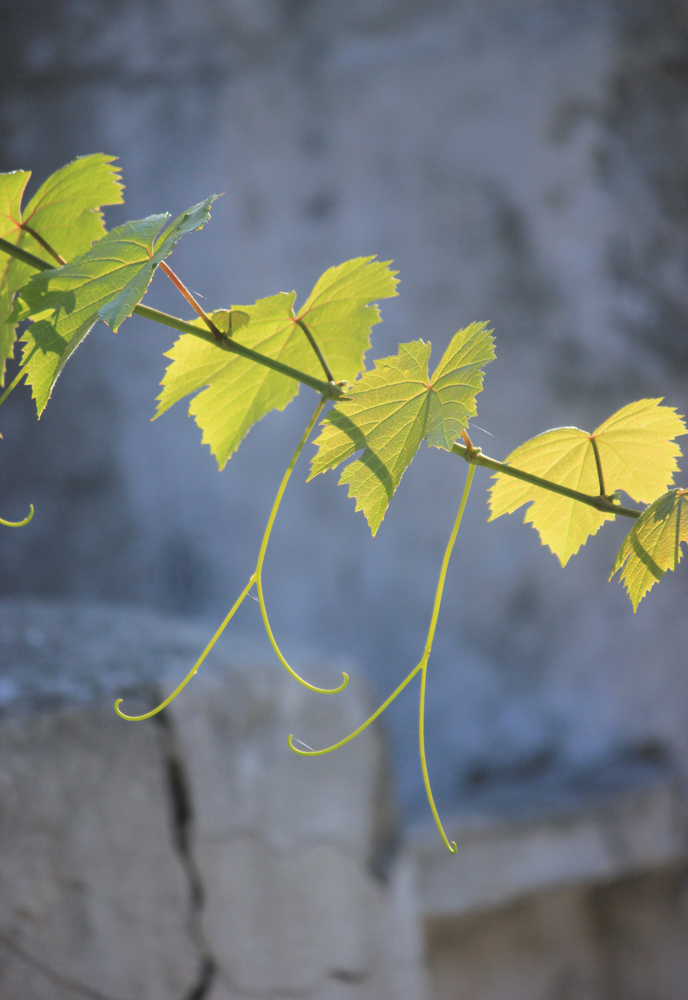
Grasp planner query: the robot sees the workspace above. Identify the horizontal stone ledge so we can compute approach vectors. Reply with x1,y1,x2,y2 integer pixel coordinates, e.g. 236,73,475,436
410,772,687,919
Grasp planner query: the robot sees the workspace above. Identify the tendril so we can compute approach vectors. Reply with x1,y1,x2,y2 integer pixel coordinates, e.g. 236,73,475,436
0,504,34,527
289,659,423,755
419,661,456,853
257,574,348,694
289,462,476,853
253,394,348,695
115,574,256,720
116,395,345,721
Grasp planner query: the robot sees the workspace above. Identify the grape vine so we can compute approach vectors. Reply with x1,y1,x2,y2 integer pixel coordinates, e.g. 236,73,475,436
1,155,686,849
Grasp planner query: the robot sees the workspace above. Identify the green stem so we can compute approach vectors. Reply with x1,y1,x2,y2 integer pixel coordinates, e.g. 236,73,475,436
0,236,54,272
0,237,346,402
452,441,640,519
135,305,343,399
255,395,348,694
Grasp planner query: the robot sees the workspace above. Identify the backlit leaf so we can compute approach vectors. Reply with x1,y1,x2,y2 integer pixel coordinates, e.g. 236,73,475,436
14,196,218,415
610,488,688,610
489,399,687,566
309,322,494,535
0,171,29,384
155,257,398,469
0,154,123,383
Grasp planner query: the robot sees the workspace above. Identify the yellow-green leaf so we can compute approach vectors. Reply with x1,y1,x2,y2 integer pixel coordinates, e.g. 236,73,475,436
610,488,688,611
0,171,29,384
0,155,123,384
309,322,494,535
15,197,218,415
489,399,687,566
155,257,398,469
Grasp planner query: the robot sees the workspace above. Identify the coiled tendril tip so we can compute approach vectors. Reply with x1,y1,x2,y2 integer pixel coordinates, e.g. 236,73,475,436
0,503,34,527
113,697,165,722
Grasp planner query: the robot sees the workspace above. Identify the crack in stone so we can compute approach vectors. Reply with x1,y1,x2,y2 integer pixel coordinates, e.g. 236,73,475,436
0,932,128,1000
155,712,216,1000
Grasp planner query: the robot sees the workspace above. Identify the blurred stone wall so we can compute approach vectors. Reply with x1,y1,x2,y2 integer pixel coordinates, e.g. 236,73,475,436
0,599,423,1000
1,0,688,821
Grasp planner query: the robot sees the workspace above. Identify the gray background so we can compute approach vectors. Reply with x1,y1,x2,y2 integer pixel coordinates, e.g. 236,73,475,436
1,0,687,820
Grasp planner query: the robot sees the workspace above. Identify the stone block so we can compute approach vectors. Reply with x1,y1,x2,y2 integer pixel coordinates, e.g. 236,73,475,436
0,598,425,999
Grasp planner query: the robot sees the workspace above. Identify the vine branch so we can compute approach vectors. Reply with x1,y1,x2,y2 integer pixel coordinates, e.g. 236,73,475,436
0,236,346,402
451,440,640,519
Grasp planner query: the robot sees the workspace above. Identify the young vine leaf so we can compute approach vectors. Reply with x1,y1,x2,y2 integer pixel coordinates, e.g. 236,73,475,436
489,399,687,565
610,488,688,610
0,154,123,383
156,257,398,469
309,323,494,534
12,197,218,415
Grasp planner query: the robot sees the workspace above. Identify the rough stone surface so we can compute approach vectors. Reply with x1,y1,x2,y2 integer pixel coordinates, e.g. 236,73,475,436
426,886,605,1000
412,768,688,918
0,598,424,1000
425,864,688,1000
0,708,198,1000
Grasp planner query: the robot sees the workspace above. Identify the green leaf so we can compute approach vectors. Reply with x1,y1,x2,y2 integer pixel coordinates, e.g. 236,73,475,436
309,322,495,535
297,257,399,382
0,171,29,385
0,154,123,384
489,399,687,566
0,156,123,380
610,488,688,611
155,257,398,469
15,196,218,415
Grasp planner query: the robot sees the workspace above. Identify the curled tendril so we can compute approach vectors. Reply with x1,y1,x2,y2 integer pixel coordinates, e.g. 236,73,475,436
252,395,347,694
256,574,348,694
115,395,342,721
418,660,457,854
0,504,34,527
288,660,423,757
115,574,257,720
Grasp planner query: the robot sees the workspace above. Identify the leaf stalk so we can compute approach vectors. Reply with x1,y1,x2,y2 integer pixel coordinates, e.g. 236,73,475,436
295,318,336,384
19,224,66,265
158,260,221,339
589,435,607,497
